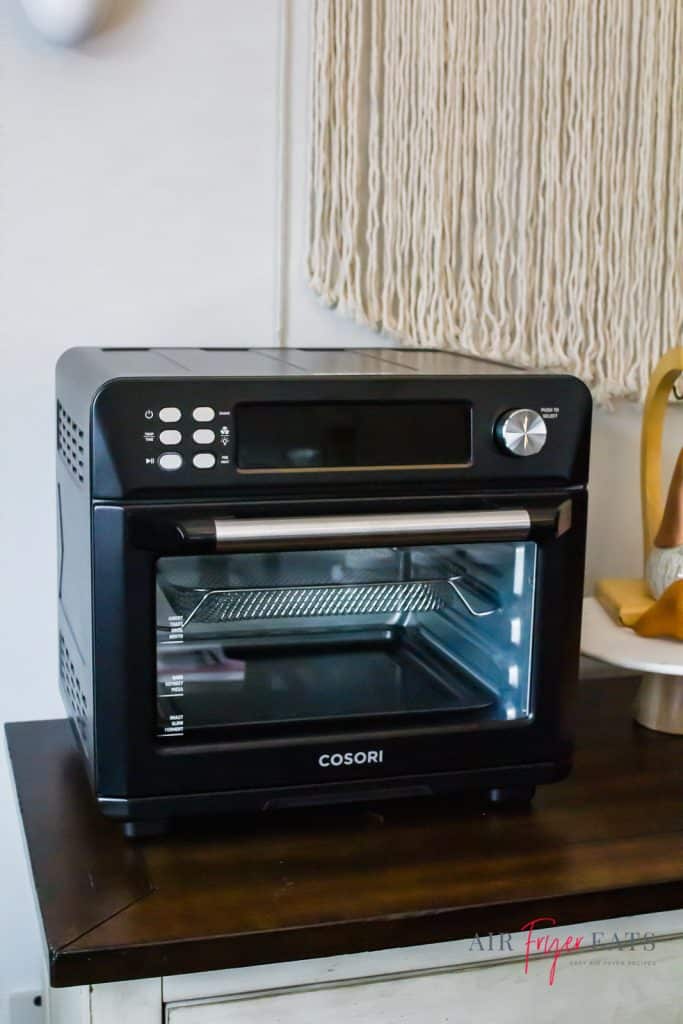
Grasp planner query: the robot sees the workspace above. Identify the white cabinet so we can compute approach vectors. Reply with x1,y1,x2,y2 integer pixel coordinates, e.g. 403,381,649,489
47,911,683,1024
164,939,683,1024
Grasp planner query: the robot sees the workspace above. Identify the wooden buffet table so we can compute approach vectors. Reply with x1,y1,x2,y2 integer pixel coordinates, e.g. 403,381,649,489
6,676,683,1023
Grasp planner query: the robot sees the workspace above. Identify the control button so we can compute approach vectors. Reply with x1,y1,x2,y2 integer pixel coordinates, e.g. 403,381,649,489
193,406,215,423
496,409,548,456
193,428,216,445
159,429,182,446
159,407,182,423
193,453,216,469
158,452,183,471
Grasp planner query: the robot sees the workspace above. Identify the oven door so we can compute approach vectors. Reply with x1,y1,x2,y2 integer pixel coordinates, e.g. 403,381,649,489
155,510,542,740
92,499,585,801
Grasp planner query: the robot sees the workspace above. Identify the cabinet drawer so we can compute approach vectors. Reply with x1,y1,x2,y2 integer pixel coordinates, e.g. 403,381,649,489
166,938,683,1023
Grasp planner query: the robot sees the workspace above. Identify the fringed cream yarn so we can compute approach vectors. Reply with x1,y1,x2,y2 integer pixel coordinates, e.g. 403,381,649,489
307,1,683,402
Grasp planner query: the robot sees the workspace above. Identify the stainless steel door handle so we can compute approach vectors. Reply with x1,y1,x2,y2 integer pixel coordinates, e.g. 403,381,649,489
213,510,532,550
131,504,570,554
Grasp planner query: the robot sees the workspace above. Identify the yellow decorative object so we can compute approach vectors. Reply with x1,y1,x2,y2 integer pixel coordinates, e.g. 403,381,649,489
633,580,683,641
640,347,683,563
586,349,683,734
645,448,683,601
595,346,683,630
595,578,654,627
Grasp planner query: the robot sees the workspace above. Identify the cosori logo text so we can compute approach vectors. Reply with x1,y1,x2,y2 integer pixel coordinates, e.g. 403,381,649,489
318,750,384,767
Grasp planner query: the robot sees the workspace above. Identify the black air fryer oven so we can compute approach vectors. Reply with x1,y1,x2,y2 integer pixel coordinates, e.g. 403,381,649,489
56,347,592,836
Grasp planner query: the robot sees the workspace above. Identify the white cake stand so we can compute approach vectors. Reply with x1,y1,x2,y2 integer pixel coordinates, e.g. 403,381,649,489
581,597,683,734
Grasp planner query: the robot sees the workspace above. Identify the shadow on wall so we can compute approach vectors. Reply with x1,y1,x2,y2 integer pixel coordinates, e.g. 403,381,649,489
100,0,144,35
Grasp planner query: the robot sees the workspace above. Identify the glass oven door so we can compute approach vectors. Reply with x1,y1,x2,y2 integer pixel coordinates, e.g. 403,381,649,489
154,511,539,741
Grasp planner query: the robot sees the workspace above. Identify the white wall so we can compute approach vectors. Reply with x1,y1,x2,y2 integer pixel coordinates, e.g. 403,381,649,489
0,1,680,1018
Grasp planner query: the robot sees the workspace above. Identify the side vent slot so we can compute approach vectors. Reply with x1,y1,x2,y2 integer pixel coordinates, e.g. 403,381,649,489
57,401,85,484
59,633,87,747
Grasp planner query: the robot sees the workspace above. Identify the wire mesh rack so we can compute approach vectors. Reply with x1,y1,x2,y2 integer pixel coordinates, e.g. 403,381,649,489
160,575,497,627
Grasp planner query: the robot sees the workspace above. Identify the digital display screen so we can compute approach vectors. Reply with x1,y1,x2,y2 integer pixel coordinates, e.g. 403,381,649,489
236,401,471,470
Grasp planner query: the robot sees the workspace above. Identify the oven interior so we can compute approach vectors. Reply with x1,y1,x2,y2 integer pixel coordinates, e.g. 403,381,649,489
155,541,536,739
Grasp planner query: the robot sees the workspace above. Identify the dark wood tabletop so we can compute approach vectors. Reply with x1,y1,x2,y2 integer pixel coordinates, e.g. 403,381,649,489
6,676,683,988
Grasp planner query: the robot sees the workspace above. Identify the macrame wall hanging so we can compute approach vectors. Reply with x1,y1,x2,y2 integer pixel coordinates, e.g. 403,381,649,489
307,1,682,401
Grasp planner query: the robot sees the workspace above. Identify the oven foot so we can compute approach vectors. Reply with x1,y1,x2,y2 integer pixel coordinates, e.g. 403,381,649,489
123,819,169,839
487,785,536,805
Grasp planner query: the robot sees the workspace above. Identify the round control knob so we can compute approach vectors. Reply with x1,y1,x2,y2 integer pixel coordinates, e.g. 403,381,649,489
496,409,548,456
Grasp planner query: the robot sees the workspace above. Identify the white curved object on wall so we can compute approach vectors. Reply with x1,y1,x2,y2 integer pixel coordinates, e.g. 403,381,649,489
20,0,111,45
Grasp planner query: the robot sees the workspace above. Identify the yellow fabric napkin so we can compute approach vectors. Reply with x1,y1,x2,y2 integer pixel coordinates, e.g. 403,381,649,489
595,578,655,627
633,579,683,640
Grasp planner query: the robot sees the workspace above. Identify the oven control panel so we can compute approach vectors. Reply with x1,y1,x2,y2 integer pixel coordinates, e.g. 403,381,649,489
142,404,234,474
89,376,591,498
